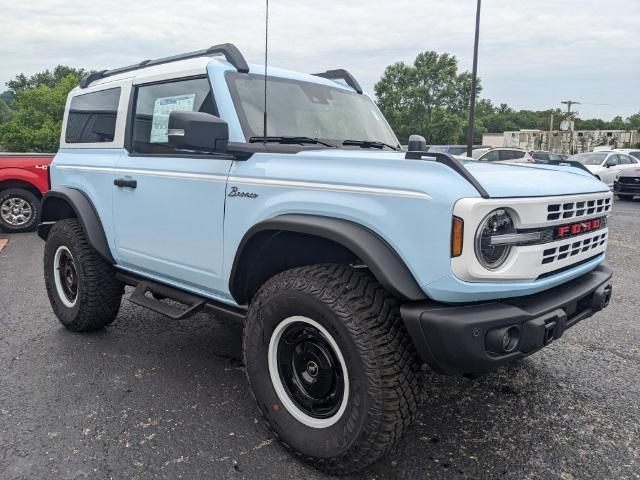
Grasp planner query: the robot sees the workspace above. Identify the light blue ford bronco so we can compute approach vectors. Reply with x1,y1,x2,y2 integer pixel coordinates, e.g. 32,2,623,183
38,44,613,474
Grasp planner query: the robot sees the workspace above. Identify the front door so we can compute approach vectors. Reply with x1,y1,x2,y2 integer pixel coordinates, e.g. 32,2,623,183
601,154,620,186
113,76,232,298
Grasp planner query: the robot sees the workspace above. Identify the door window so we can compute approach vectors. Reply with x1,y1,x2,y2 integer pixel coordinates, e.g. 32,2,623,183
500,150,525,161
606,154,619,166
130,77,217,154
480,150,500,162
618,154,633,165
66,88,121,143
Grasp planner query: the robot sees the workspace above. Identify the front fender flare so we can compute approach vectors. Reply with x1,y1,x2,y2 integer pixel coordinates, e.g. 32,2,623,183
230,214,427,303
37,187,114,263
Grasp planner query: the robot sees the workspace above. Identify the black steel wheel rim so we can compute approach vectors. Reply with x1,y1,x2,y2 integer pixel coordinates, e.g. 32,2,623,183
277,322,345,419
58,250,78,303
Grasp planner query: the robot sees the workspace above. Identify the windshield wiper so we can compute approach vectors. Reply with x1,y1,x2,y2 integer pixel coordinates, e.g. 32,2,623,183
249,136,336,147
342,139,399,151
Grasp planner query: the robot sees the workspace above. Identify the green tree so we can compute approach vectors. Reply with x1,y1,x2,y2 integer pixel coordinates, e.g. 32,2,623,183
374,51,478,144
626,111,640,130
0,98,11,124
6,66,87,95
0,72,81,152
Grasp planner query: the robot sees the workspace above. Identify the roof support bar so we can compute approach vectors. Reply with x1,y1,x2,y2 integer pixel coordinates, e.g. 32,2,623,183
80,43,249,88
405,151,490,199
312,69,363,94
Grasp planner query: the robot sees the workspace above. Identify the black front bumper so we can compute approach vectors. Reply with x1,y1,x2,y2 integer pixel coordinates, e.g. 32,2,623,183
614,179,640,196
401,265,613,375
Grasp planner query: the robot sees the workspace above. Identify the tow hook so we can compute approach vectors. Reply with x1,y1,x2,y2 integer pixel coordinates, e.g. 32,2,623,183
591,284,613,312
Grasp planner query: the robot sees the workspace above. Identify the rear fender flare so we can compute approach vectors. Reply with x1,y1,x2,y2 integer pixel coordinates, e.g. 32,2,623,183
38,187,114,263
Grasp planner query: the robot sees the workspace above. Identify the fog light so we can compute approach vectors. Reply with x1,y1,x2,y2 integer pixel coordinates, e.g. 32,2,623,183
486,325,521,354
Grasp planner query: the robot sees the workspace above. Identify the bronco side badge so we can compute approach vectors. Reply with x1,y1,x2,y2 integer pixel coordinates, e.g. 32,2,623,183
228,186,259,198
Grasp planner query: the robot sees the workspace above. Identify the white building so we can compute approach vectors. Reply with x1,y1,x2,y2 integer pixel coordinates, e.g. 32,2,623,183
483,130,640,154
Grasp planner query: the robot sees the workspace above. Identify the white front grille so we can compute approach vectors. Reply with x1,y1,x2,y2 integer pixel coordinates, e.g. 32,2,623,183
546,197,611,221
452,191,612,282
541,231,608,265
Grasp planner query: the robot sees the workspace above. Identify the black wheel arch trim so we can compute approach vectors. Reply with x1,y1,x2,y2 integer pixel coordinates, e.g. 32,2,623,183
37,187,114,264
229,214,428,304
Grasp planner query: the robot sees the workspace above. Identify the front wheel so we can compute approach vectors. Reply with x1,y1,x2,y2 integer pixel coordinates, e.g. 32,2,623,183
0,188,40,232
44,219,123,331
243,264,422,475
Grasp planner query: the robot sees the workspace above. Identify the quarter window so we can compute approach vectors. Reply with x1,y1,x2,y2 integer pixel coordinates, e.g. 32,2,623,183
66,88,121,143
130,77,217,154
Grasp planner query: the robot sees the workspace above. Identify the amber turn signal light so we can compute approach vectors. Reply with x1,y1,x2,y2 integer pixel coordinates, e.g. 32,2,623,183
451,217,464,257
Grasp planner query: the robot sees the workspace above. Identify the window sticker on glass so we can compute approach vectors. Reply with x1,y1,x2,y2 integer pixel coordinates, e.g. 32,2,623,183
150,94,196,143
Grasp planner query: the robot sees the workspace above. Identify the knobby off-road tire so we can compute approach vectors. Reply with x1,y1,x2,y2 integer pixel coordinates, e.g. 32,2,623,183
243,264,422,475
0,188,40,233
44,219,123,331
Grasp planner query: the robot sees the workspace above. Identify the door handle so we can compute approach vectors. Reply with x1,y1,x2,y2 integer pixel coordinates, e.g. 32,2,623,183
114,178,137,189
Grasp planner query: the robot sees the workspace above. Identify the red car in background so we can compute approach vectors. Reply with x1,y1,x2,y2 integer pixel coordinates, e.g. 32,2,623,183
0,153,54,232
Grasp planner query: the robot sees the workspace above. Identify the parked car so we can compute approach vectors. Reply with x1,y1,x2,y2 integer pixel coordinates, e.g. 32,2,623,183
37,43,613,474
613,148,640,161
613,166,640,200
476,147,535,163
0,153,53,232
428,145,490,156
529,150,563,162
569,151,639,187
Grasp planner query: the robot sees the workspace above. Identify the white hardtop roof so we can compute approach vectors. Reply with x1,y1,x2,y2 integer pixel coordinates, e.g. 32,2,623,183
78,57,215,90
71,55,355,95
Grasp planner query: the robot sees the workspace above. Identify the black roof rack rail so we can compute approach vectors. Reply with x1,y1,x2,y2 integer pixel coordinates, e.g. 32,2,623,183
405,150,490,199
312,69,363,94
540,159,596,177
80,43,249,89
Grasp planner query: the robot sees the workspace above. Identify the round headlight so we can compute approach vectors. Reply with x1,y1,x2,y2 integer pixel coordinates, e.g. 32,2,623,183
475,208,516,270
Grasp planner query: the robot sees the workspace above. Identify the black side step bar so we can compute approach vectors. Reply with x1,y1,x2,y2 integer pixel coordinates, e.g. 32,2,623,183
115,272,246,323
405,150,490,199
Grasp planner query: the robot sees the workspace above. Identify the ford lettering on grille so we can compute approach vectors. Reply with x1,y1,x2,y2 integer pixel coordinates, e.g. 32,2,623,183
554,217,604,240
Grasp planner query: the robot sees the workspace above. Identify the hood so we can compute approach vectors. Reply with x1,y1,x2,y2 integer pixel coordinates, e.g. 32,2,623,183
619,166,640,178
583,164,604,173
460,159,608,197
295,149,609,198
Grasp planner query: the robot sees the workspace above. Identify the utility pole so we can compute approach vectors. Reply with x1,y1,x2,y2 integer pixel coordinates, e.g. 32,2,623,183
561,100,579,154
466,0,481,158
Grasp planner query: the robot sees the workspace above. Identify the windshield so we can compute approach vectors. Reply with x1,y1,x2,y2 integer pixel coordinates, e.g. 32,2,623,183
226,73,399,147
570,153,607,165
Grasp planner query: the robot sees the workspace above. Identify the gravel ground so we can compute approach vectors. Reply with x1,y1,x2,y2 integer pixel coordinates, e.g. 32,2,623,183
1,199,639,480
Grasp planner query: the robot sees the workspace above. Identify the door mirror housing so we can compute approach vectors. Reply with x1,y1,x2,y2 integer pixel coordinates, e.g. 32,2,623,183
168,111,228,153
605,157,617,168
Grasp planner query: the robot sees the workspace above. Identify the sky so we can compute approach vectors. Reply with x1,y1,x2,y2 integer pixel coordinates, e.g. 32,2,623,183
1,0,638,121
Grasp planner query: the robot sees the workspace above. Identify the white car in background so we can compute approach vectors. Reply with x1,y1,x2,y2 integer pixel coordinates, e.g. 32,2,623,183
475,147,535,163
569,151,639,187
613,148,640,161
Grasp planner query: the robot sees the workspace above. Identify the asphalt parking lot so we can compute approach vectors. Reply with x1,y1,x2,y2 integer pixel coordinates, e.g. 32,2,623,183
1,199,639,480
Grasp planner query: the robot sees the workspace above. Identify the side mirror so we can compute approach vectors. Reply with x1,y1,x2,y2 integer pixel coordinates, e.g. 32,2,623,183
168,111,228,153
605,158,616,168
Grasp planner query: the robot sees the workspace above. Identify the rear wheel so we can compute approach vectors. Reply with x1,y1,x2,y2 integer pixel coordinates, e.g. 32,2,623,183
44,219,123,331
0,188,40,232
243,264,422,475
617,194,634,200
